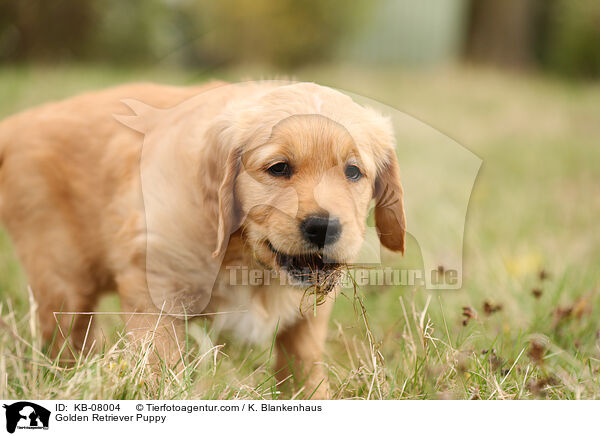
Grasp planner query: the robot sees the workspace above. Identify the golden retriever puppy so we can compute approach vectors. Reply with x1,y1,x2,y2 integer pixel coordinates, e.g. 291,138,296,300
0,81,405,398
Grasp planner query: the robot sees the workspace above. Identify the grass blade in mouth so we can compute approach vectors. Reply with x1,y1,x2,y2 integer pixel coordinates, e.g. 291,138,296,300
268,241,341,284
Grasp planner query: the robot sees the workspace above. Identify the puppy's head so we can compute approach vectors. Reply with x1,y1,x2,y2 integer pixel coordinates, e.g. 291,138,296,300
213,83,405,284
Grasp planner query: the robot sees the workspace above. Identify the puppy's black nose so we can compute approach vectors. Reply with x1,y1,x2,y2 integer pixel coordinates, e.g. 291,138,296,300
300,215,341,248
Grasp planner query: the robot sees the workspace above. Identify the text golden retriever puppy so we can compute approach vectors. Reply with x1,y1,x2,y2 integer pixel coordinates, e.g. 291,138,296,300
0,81,405,398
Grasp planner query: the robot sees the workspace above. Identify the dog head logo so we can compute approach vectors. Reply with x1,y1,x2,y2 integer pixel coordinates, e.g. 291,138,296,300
2,402,50,433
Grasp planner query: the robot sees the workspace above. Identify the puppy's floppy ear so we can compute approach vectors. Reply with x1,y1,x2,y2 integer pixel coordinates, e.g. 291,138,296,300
212,146,243,258
374,149,406,253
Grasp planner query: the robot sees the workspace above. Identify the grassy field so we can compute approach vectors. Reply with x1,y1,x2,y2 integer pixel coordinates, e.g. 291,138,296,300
0,64,599,399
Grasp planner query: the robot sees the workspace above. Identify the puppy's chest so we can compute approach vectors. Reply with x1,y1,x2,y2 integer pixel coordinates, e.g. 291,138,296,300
209,280,303,344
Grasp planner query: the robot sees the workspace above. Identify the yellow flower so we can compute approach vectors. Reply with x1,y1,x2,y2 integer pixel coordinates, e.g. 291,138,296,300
503,252,543,278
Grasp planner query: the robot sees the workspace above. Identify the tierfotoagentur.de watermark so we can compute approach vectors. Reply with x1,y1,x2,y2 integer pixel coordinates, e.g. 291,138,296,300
226,265,459,288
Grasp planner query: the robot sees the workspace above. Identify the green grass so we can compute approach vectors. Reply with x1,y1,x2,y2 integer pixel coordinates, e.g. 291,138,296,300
0,64,599,399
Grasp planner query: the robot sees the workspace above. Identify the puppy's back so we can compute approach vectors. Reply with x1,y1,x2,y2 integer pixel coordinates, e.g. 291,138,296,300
0,81,226,272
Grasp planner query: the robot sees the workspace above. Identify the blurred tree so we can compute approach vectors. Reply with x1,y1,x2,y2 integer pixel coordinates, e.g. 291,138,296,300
0,0,96,62
542,0,600,78
465,0,600,78
88,0,176,63
466,0,539,67
1,0,372,69
181,0,372,68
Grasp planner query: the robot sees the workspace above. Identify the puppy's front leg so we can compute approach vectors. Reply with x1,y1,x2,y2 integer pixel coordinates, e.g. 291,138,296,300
275,297,333,399
116,271,186,370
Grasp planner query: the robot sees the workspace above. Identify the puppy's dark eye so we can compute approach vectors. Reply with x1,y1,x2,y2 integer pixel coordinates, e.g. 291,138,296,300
345,164,362,181
267,162,291,178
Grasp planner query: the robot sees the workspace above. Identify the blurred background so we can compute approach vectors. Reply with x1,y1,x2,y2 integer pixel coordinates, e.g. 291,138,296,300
1,0,599,77
0,0,599,399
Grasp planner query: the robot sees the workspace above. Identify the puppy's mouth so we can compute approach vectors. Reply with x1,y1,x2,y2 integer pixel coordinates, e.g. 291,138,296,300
267,241,341,284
